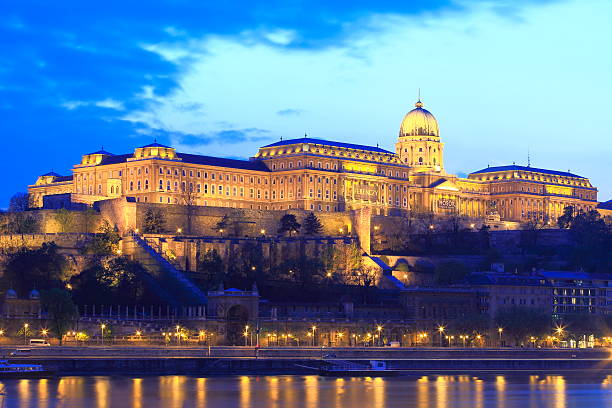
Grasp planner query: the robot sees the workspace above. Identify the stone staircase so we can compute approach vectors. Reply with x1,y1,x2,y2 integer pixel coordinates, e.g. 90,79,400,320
123,233,207,306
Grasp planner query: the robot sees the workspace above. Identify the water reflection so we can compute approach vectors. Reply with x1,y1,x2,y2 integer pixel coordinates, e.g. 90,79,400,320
1,373,611,407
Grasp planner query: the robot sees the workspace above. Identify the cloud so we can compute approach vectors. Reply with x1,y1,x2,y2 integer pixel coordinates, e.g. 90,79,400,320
61,98,125,111
94,98,125,110
277,108,304,116
125,0,612,198
264,29,297,45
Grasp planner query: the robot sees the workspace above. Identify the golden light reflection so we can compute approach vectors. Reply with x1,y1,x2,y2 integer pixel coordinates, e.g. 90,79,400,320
240,376,251,408
373,377,385,408
95,377,110,408
474,378,484,408
158,376,187,408
435,376,448,408
304,376,319,408
267,377,279,408
57,377,85,401
196,378,206,408
335,378,345,408
132,378,142,408
38,379,49,408
282,376,295,407
417,376,429,408
18,379,30,408
495,376,506,408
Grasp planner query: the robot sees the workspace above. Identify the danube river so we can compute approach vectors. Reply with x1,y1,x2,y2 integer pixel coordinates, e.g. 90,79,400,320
1,374,611,407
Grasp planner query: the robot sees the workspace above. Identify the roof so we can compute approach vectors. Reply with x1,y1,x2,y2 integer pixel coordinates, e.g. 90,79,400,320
178,153,270,171
99,153,133,165
465,272,548,286
470,165,586,179
262,137,394,154
54,175,73,182
537,270,592,280
141,142,170,148
597,200,612,210
87,150,114,155
41,171,61,177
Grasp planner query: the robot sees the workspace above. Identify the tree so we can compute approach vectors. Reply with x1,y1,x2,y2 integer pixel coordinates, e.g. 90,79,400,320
70,257,146,305
568,209,611,272
4,243,68,294
197,249,224,289
85,219,121,256
495,306,550,345
41,289,78,346
303,212,323,235
215,215,229,236
434,261,470,285
54,208,73,232
557,205,574,229
278,214,300,237
181,183,197,234
9,193,30,212
142,208,166,233
1,212,38,234
450,312,491,336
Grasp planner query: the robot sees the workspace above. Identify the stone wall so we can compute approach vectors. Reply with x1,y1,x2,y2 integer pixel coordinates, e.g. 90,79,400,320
141,235,359,272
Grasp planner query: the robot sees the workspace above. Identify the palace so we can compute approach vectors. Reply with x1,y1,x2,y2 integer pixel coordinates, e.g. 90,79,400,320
29,100,599,224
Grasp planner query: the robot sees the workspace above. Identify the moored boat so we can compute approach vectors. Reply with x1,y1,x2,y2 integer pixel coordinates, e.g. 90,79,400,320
0,360,54,379
319,360,400,377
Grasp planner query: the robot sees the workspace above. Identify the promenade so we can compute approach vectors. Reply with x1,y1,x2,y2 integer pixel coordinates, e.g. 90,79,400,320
2,346,610,375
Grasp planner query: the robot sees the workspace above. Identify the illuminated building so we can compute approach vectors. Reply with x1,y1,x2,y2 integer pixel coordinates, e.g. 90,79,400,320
29,99,600,223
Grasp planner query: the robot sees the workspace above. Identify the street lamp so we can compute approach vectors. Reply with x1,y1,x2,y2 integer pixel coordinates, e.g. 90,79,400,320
23,323,29,345
377,326,383,347
177,227,182,234
438,326,445,347
311,326,317,346
100,324,106,345
460,335,467,348
41,329,48,337
176,325,181,346
498,327,503,346
260,229,266,236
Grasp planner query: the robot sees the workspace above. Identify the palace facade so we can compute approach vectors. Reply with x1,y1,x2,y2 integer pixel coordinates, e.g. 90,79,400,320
29,100,599,224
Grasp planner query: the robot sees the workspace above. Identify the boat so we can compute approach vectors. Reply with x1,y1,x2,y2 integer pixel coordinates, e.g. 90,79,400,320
0,360,54,379
318,360,400,377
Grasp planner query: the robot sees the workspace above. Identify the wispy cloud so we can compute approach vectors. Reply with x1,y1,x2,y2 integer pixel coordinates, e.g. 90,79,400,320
61,98,125,111
277,108,305,116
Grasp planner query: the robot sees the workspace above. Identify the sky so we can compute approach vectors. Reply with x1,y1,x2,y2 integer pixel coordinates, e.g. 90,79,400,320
1,0,611,207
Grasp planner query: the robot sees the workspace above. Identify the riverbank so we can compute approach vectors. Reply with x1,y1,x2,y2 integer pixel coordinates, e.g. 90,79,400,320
1,346,610,375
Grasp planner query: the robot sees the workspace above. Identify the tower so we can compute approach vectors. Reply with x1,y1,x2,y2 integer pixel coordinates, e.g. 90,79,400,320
395,99,444,173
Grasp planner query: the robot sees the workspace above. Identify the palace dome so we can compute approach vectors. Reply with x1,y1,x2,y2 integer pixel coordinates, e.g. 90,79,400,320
399,100,439,137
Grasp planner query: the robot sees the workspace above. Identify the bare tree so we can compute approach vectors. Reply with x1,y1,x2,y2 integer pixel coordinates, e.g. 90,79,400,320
181,183,198,234
9,192,30,212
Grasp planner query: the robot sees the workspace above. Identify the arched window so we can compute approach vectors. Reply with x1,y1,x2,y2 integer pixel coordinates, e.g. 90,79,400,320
159,180,163,190
419,157,423,164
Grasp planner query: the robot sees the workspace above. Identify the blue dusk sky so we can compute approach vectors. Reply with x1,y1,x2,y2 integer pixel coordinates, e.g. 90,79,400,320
1,0,611,207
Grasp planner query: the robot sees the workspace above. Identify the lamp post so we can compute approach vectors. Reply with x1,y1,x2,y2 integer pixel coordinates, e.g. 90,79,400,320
176,325,181,346
311,326,317,347
498,327,503,347
100,324,106,345
23,323,29,345
244,325,249,346
376,326,383,347
438,326,445,347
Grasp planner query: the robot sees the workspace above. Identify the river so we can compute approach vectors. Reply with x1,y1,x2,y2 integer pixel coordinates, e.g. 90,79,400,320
1,374,611,407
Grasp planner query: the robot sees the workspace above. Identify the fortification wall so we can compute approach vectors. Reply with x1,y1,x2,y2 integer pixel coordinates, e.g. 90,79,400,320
141,235,359,272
